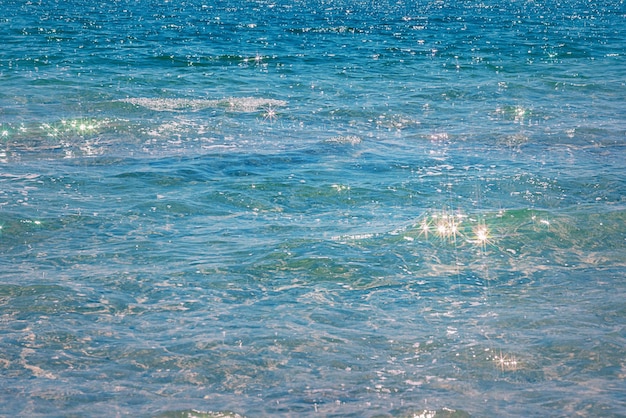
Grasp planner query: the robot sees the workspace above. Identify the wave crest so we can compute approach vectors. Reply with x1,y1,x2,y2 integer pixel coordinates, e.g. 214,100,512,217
117,97,287,112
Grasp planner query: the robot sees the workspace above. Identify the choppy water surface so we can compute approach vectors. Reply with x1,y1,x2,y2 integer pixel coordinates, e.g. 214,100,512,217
1,0,625,416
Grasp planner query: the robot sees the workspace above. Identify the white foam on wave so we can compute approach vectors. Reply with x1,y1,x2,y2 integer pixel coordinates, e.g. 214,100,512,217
118,98,218,112
330,232,375,241
223,97,287,112
117,97,287,112
325,135,362,145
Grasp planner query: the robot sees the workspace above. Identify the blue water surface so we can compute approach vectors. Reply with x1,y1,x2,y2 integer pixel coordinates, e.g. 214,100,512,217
1,0,625,416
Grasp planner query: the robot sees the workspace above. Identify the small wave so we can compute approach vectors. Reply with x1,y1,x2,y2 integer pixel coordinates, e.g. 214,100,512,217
325,135,362,145
289,26,364,34
117,97,287,113
331,232,375,241
223,97,287,112
410,408,471,418
497,133,530,148
117,98,219,112
154,410,245,418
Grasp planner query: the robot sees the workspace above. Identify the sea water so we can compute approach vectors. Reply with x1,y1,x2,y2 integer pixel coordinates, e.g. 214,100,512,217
1,0,625,416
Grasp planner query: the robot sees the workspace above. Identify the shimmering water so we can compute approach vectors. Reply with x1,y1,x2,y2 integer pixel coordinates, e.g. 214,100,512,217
1,0,625,416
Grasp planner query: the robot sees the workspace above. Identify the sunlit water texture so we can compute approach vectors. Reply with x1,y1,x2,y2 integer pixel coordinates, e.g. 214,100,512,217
0,0,625,416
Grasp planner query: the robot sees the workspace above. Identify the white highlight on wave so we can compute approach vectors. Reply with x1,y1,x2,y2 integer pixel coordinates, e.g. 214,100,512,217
117,97,287,112
325,135,362,145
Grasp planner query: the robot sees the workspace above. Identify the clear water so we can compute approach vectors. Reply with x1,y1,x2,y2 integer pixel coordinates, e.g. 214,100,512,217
1,0,625,416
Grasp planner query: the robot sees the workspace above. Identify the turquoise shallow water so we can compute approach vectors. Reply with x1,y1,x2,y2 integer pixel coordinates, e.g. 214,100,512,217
1,0,625,416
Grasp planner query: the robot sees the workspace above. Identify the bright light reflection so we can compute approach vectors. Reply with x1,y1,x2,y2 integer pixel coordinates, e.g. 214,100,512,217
493,350,519,372
473,224,490,250
41,118,100,138
415,211,498,252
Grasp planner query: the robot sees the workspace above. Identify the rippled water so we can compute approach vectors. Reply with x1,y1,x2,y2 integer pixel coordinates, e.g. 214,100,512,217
1,0,625,416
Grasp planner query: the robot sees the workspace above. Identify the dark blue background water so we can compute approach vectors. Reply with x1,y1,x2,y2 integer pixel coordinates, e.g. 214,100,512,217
1,0,625,416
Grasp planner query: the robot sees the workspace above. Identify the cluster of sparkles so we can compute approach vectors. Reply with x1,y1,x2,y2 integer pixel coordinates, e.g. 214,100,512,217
415,210,528,373
40,118,101,138
416,210,491,250
491,350,520,372
1,119,104,147
0,122,28,140
494,105,533,125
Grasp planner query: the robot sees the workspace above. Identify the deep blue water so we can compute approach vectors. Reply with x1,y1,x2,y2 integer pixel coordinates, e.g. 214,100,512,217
1,0,625,416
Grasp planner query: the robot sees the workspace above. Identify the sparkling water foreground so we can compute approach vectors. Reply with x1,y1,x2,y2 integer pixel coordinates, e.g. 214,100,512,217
1,0,625,416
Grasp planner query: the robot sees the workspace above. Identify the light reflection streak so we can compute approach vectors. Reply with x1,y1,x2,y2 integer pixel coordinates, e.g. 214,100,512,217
40,118,101,138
